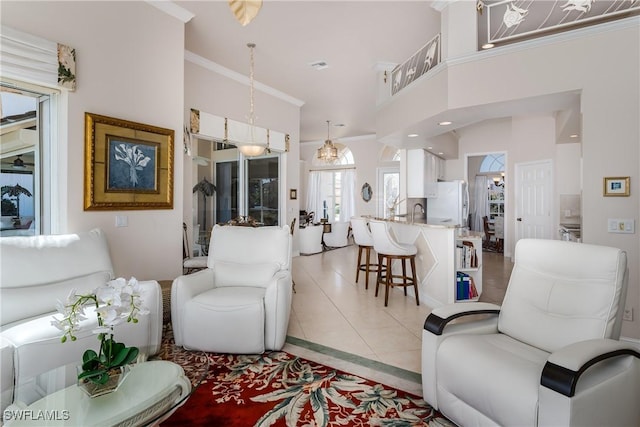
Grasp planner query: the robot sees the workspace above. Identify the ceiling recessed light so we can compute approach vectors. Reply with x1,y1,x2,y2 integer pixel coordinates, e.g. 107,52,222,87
569,134,579,138
309,60,329,71
438,121,452,126
482,43,495,49
427,146,433,150
438,152,444,155
408,133,419,138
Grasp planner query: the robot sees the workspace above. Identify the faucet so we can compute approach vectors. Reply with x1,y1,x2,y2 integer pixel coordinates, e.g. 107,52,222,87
411,203,425,223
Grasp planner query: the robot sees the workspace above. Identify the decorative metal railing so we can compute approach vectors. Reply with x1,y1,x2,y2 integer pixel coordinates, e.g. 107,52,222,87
390,34,441,96
389,1,638,97
478,0,640,47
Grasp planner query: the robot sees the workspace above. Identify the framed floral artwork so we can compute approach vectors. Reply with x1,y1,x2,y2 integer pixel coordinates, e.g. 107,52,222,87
84,113,174,210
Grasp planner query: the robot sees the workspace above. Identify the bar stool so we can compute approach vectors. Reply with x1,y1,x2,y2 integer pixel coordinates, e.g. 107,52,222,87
350,217,385,289
369,220,419,307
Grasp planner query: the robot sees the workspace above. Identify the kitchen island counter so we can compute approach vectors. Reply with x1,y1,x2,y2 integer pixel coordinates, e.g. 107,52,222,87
366,217,483,307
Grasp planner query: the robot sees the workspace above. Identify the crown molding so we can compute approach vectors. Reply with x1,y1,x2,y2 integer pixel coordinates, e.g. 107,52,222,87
146,1,194,23
185,50,305,108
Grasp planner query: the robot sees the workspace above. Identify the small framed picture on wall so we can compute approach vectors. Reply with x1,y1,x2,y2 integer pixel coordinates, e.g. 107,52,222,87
603,177,630,197
290,189,297,200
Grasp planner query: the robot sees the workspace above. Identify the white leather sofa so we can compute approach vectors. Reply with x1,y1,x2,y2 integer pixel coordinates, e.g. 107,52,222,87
422,239,640,426
0,229,162,411
172,224,292,354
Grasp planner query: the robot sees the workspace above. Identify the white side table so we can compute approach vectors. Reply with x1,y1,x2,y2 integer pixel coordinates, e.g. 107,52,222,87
4,361,191,426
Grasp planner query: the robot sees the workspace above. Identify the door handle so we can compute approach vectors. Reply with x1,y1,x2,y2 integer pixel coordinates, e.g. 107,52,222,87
517,217,522,222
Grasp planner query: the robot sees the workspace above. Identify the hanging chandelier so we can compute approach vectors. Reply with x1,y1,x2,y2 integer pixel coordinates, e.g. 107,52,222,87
237,43,266,157
317,120,339,162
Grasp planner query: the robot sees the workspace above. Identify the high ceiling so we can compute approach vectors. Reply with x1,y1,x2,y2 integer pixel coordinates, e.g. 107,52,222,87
178,1,441,143
176,1,580,152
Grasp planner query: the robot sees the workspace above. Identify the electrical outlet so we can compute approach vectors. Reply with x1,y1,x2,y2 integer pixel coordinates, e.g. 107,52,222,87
623,308,633,322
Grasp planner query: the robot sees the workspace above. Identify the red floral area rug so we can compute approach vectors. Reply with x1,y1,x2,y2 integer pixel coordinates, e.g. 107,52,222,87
156,326,453,427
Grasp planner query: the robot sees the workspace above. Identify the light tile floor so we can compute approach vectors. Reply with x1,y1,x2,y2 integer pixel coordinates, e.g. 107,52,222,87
287,244,514,375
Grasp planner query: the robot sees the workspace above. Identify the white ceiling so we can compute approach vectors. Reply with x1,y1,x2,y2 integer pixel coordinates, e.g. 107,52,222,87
177,1,580,153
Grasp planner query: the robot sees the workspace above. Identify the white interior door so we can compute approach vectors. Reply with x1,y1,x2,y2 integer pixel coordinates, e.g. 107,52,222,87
515,160,553,246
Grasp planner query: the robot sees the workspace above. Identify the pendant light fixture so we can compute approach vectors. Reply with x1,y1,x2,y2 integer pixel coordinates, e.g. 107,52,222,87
317,120,339,162
237,43,266,157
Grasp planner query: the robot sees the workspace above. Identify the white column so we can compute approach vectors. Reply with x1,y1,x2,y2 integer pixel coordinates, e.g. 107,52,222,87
432,0,479,60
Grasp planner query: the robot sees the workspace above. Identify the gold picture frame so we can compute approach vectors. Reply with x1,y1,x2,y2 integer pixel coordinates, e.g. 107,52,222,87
84,113,174,210
603,176,630,197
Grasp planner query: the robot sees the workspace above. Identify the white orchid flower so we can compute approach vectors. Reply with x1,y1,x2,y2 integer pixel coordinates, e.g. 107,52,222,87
52,277,150,345
96,285,122,307
96,306,124,328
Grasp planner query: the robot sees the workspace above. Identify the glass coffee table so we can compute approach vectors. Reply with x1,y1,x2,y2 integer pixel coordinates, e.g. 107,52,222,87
4,350,209,426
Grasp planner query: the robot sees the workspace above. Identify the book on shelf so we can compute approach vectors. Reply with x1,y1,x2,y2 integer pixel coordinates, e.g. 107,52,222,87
456,240,478,269
456,271,479,300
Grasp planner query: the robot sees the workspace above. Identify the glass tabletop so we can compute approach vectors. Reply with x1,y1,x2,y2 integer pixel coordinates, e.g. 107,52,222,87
4,347,209,427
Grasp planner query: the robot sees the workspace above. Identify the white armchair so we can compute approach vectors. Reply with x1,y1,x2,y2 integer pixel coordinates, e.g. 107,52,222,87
422,238,639,426
171,224,292,354
322,221,350,248
298,224,323,255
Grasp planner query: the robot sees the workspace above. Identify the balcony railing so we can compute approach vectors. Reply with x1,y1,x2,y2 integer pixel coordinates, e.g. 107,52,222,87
390,33,441,96
478,0,640,48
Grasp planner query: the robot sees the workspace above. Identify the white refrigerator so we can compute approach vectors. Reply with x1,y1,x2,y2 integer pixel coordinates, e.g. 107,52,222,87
426,180,469,226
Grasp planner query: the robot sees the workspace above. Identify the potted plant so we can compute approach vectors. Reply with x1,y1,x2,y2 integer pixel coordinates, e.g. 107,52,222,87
51,277,149,397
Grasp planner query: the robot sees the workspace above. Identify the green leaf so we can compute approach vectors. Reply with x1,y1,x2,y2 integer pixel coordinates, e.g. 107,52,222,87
82,349,98,363
94,372,110,385
111,342,125,357
81,359,100,372
112,346,139,367
121,347,139,365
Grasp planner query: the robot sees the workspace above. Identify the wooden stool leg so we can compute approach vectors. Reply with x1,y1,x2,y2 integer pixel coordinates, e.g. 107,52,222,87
384,256,392,307
365,247,371,290
402,258,408,296
355,245,363,283
411,256,419,306
375,253,383,297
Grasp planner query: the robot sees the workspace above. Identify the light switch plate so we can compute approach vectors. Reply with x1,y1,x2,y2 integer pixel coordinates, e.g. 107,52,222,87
115,215,128,227
607,218,635,234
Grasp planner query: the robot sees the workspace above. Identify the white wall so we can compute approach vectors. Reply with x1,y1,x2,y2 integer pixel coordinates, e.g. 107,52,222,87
3,1,186,281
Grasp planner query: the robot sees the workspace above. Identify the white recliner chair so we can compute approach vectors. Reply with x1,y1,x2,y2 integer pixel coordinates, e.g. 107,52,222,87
422,238,640,427
171,224,292,354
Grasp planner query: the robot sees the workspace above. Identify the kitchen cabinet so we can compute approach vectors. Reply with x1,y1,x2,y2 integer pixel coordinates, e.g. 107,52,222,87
407,149,438,198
